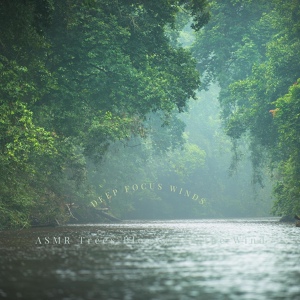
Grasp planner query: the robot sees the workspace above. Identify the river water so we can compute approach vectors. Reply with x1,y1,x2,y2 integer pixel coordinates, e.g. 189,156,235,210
0,218,299,299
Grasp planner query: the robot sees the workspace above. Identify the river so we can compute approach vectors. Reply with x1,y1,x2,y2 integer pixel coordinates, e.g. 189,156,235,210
0,218,299,299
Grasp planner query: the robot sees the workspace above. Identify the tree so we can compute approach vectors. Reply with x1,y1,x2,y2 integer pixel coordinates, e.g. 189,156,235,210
191,0,300,215
0,0,210,227
272,80,300,215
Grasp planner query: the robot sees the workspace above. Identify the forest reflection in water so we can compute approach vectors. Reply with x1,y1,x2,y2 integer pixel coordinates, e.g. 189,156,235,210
0,218,300,300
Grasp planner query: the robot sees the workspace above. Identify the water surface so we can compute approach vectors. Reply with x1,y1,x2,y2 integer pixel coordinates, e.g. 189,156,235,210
0,218,299,299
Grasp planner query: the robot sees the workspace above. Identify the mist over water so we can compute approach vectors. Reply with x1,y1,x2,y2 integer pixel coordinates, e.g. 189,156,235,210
1,219,299,299
90,87,273,220
1,2,300,300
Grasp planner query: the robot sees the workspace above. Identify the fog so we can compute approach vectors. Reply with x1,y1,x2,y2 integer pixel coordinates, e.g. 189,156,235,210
2,0,294,229
88,85,273,220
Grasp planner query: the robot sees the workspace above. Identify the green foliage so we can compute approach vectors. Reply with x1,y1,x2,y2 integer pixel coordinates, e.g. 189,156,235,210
271,80,300,215
192,0,300,215
167,142,206,179
89,87,273,220
0,0,209,227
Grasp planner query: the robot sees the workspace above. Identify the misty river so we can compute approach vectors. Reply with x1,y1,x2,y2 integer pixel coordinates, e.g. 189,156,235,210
0,219,300,299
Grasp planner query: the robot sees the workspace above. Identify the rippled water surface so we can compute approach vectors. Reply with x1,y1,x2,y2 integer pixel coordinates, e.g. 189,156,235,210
0,218,300,299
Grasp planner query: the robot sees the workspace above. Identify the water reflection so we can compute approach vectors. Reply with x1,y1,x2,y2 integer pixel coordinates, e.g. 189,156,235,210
0,219,300,299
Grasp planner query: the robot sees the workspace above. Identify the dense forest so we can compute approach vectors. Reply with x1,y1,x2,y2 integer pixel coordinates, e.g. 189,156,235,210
0,0,299,228
192,0,300,217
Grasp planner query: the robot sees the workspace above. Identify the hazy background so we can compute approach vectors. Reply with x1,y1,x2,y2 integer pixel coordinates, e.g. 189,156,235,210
88,85,273,219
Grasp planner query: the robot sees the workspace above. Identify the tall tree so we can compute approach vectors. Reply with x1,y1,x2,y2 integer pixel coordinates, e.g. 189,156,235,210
0,0,210,227
192,0,300,215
